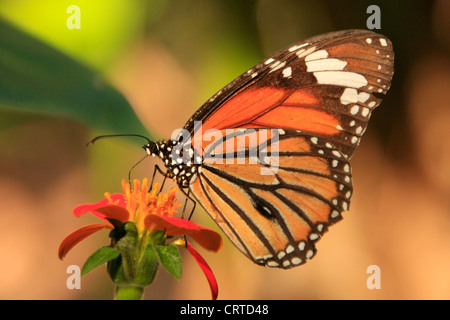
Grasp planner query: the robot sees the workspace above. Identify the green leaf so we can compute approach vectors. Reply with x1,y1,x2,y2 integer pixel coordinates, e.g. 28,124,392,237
133,244,160,286
0,19,151,138
155,244,182,280
81,246,120,276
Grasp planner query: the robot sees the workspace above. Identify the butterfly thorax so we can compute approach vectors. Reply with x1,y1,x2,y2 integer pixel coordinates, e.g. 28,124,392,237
144,140,200,188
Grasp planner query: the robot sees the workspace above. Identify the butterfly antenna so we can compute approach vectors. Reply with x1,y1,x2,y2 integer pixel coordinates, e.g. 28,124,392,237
86,134,152,147
86,134,153,184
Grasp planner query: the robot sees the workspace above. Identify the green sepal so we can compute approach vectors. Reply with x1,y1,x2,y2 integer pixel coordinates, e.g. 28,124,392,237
114,221,139,251
132,244,160,286
81,246,120,276
107,221,139,284
155,244,182,280
107,255,126,284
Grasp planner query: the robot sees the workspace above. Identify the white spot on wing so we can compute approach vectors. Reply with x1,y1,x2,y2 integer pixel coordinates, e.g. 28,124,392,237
298,241,305,251
332,150,341,158
313,71,368,88
306,58,347,72
361,107,370,117
268,261,279,267
282,260,291,268
282,67,292,78
288,42,309,52
379,38,388,46
331,210,340,218
332,159,338,167
342,201,349,211
309,233,319,241
350,105,359,115
296,46,316,59
269,60,286,73
305,49,329,61
340,88,370,105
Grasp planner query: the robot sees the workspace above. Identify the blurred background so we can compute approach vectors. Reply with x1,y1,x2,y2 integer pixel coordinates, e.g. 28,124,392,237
0,0,449,299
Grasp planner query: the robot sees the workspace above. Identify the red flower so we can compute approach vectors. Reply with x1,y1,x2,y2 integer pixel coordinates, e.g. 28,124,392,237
59,178,222,299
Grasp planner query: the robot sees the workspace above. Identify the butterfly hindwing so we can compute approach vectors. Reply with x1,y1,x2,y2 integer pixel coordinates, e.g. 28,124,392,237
189,129,352,268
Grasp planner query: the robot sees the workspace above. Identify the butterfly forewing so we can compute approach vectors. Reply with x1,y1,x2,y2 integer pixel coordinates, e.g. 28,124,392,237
184,29,394,160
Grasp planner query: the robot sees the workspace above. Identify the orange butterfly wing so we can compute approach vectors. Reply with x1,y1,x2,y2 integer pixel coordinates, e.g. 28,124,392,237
173,30,394,268
189,129,352,268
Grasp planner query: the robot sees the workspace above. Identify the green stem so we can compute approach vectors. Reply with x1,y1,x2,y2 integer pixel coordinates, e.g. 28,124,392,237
115,284,145,300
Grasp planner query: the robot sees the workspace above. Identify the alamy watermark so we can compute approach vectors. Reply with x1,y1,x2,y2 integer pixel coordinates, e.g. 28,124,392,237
366,264,381,289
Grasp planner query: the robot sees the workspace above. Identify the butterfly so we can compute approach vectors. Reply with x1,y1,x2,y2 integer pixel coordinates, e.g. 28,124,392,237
141,29,394,269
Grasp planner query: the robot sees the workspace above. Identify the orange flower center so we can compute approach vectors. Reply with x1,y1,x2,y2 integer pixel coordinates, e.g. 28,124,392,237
105,178,181,233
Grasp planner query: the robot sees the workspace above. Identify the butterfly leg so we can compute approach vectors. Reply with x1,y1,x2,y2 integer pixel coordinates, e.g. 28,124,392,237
149,165,169,194
180,187,197,220
127,154,149,184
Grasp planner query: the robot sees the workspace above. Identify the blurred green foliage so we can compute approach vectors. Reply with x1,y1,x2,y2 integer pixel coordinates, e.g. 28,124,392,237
0,18,149,137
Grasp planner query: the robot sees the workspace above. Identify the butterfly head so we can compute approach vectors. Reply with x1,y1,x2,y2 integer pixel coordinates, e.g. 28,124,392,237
143,140,160,157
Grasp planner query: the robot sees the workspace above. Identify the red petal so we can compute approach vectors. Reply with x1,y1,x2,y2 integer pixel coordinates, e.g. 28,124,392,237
94,205,129,222
145,215,223,252
73,194,127,221
73,194,125,216
58,223,113,260
186,242,219,300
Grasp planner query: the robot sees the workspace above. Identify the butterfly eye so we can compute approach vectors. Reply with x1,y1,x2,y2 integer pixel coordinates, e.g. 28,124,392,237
144,141,159,155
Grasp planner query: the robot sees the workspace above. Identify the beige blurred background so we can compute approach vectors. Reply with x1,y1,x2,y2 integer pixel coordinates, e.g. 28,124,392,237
0,0,449,299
